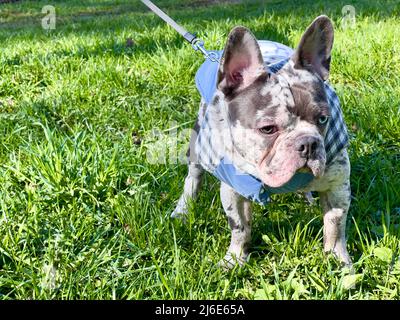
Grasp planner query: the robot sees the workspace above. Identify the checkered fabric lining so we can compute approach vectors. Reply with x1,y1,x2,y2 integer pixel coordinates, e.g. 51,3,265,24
195,44,349,174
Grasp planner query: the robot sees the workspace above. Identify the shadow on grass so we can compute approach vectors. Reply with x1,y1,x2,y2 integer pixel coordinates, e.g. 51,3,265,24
1,0,399,43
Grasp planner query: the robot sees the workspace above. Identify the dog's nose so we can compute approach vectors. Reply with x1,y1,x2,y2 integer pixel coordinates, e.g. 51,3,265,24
297,136,319,159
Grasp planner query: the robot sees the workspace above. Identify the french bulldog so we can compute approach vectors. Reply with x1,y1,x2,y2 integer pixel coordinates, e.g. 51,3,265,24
172,16,352,269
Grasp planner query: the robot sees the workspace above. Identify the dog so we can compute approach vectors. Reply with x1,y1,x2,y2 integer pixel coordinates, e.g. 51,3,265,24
172,16,352,269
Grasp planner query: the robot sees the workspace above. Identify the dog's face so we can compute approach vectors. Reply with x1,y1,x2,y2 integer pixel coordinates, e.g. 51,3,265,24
217,16,334,188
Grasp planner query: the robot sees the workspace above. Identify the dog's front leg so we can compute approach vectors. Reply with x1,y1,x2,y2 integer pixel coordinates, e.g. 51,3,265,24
320,179,352,267
219,182,252,269
171,163,204,219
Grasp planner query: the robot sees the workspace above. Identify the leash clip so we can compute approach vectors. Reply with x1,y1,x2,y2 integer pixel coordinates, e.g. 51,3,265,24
191,38,220,63
141,0,220,63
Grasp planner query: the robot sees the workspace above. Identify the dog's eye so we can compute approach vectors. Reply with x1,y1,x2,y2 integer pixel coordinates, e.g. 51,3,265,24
318,115,329,125
259,125,278,135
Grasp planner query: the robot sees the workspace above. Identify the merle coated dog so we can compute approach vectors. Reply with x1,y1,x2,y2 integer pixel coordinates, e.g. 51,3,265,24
172,16,352,269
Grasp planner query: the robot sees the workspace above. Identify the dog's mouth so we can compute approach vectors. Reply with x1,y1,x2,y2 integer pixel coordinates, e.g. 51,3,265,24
297,166,312,173
257,156,325,188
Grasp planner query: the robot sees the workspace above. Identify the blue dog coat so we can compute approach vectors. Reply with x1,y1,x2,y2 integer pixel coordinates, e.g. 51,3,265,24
194,41,349,205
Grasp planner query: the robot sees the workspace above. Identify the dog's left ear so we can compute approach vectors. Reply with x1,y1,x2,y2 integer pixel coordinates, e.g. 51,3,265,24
291,15,334,80
217,26,267,97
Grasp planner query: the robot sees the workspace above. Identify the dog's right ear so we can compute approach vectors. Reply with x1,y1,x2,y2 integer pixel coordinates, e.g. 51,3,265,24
217,26,267,98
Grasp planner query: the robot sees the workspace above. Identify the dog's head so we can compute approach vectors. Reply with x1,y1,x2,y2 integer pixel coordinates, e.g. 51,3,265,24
217,16,334,188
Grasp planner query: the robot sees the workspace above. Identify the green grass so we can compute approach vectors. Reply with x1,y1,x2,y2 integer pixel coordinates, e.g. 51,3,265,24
0,0,399,299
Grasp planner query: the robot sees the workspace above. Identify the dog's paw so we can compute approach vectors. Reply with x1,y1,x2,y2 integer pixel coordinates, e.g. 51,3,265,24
325,248,353,271
329,245,352,265
304,192,315,204
170,206,188,220
217,252,248,270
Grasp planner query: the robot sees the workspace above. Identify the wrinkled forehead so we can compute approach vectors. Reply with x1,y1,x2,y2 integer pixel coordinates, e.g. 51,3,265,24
227,73,291,127
277,62,330,118
276,61,328,106
227,62,330,127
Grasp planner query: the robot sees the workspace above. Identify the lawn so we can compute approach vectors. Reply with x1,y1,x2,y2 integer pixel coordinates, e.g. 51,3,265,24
0,0,399,299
